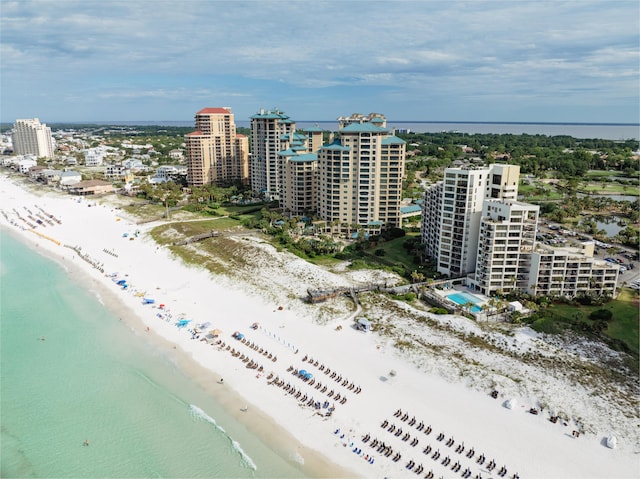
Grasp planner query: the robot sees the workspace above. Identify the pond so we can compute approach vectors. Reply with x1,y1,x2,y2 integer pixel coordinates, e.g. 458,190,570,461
583,216,628,237
577,193,639,202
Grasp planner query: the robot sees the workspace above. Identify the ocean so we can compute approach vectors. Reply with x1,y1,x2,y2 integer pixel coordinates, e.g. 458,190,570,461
0,231,307,478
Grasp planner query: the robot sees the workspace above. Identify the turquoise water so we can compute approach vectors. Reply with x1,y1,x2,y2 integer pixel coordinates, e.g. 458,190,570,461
446,292,483,313
0,231,306,478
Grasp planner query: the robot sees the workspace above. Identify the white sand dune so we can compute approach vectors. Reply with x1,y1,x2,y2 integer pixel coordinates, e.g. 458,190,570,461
1,173,638,478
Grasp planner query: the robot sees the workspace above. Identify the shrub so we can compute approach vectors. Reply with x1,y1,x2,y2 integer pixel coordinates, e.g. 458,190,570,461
589,309,613,322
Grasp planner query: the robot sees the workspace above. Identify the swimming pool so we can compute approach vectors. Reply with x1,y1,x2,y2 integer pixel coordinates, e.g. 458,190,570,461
446,292,483,313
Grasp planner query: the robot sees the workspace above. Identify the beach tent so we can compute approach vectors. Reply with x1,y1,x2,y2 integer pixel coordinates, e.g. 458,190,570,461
504,398,517,410
357,317,372,332
606,435,617,449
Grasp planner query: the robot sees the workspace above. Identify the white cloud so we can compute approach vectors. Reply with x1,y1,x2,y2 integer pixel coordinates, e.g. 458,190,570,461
0,0,638,122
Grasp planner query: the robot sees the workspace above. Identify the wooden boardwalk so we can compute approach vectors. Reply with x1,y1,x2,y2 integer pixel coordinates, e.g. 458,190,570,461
173,230,220,246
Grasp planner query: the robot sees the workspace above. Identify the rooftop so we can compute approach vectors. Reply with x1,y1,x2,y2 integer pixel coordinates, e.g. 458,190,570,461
321,140,351,152
290,153,318,163
340,123,388,134
381,135,407,145
196,107,231,115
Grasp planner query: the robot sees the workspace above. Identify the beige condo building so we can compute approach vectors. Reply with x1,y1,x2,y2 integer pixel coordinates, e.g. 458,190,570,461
13,118,55,158
279,127,323,217
317,113,406,229
250,108,296,200
185,107,248,186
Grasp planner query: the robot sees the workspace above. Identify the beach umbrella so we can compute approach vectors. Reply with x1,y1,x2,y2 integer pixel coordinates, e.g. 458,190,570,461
211,329,222,337
305,373,313,379
299,369,308,376
200,321,212,329
237,333,244,340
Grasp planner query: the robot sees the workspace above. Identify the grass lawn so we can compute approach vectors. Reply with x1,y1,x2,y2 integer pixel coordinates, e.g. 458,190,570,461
534,290,639,357
369,234,419,263
605,289,640,354
584,170,629,178
581,183,640,195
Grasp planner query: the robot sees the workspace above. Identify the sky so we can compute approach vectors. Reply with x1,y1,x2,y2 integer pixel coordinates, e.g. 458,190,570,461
1,0,639,124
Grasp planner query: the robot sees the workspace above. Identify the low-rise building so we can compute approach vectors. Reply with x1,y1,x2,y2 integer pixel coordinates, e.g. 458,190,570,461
528,242,619,298
60,170,82,187
69,180,114,196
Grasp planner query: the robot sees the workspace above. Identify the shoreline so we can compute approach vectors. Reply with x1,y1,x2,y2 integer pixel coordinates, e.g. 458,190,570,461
1,172,638,479
0,205,353,478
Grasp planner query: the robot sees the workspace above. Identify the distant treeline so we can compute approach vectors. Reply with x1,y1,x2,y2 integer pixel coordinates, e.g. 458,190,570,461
397,132,639,177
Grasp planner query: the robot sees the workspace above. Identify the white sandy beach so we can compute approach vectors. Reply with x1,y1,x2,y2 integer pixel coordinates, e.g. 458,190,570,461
1,172,638,479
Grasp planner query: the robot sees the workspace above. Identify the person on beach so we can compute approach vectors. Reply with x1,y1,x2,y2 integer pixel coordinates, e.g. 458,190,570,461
218,378,224,384
84,439,90,446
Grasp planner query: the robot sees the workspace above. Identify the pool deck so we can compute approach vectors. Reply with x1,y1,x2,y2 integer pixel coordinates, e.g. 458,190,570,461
433,286,490,315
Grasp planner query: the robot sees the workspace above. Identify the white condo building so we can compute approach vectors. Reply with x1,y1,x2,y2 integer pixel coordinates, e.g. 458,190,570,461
468,200,539,296
422,164,520,277
12,118,55,158
422,163,618,299
528,242,619,298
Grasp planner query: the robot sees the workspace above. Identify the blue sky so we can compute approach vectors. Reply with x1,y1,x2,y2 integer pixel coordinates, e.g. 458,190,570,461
1,0,638,123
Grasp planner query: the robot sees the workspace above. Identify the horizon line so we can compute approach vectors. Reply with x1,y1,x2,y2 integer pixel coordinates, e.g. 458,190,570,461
1,120,638,126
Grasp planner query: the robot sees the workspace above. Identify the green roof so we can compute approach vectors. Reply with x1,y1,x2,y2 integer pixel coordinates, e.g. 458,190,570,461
280,132,307,141
303,126,324,132
340,123,388,133
321,140,351,152
277,149,297,156
250,109,289,120
381,135,407,145
290,153,318,163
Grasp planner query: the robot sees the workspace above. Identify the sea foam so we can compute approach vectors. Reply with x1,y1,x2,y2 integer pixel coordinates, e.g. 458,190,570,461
189,404,257,470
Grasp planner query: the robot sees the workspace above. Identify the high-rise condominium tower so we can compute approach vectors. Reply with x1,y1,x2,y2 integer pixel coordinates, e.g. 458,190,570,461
250,108,296,199
279,128,323,217
421,164,521,277
185,107,248,186
470,199,539,295
12,118,55,158
316,113,406,228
